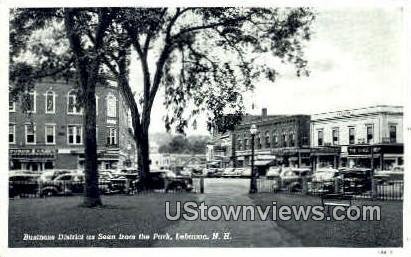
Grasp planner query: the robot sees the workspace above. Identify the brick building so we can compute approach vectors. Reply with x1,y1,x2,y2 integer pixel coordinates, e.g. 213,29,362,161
9,78,137,172
232,108,311,175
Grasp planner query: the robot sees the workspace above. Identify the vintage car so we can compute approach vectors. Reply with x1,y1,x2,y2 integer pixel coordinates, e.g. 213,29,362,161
265,167,281,179
307,168,339,194
39,173,111,196
374,166,404,183
9,173,40,198
339,168,372,194
222,168,242,177
271,167,312,192
134,170,193,192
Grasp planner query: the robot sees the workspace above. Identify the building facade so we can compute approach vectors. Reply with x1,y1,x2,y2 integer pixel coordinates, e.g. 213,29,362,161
310,105,403,170
232,108,311,175
9,78,137,172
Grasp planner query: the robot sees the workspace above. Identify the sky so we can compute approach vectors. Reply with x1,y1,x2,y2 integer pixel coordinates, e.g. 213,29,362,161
130,7,406,136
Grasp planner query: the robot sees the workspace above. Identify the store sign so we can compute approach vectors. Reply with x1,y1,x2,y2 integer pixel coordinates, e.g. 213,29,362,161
348,144,403,155
9,149,56,154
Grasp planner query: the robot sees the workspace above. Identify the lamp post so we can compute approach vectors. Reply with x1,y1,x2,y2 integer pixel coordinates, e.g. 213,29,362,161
249,124,258,193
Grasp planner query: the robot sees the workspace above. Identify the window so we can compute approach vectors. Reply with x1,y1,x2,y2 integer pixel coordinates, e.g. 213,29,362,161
349,127,355,145
45,91,55,113
96,95,99,116
67,90,82,114
332,128,339,145
256,135,262,149
106,127,117,145
67,125,82,145
9,124,15,144
272,133,278,146
107,94,117,118
289,133,295,147
25,124,36,144
9,101,15,112
318,130,323,146
25,91,36,113
237,139,242,150
389,125,397,143
282,134,287,147
244,138,248,150
45,124,55,144
366,125,373,144
265,131,270,148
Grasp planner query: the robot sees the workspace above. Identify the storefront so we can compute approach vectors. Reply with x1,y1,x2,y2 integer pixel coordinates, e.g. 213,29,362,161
9,149,56,171
347,144,403,170
310,146,341,171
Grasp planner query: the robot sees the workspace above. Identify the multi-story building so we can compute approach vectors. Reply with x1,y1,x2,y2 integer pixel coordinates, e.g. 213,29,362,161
311,105,403,170
232,108,311,175
206,132,233,168
9,78,137,172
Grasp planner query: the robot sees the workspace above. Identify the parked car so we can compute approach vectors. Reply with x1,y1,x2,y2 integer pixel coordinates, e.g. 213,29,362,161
266,167,281,179
374,165,404,183
271,167,312,192
222,168,242,177
109,172,140,194
39,173,111,196
339,168,372,194
206,168,224,178
135,170,193,192
307,168,339,194
9,174,40,198
38,169,73,182
240,167,253,177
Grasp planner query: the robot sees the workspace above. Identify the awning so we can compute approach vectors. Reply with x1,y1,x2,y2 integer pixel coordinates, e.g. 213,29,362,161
254,160,274,166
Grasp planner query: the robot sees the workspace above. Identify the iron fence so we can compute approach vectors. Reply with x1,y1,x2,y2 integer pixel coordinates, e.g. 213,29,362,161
256,177,404,201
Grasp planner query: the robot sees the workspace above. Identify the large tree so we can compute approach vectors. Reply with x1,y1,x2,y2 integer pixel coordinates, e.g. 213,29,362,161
10,8,115,207
113,8,315,183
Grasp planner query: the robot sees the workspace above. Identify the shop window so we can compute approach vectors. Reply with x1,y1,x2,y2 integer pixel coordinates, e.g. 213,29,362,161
349,127,355,145
389,125,397,143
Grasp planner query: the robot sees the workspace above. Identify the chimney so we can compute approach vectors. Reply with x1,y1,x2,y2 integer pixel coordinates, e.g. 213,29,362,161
262,108,267,119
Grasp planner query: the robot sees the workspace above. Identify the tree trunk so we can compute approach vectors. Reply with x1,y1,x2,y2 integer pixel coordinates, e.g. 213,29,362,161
82,80,102,207
135,126,151,189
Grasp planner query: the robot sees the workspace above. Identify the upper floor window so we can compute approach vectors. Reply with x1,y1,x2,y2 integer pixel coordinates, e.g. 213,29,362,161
24,91,36,113
366,125,373,144
237,139,242,150
349,127,355,145
282,134,287,147
9,124,15,144
332,128,339,145
289,133,295,147
317,130,323,146
45,124,56,145
107,94,117,118
25,124,36,144
45,91,55,113
9,100,15,112
256,135,262,149
96,95,99,116
107,127,117,145
244,138,248,150
67,90,82,114
272,133,278,147
389,125,397,143
265,131,270,148
67,125,82,145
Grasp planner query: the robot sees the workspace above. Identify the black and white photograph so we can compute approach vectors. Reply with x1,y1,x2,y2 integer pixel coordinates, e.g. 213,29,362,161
2,0,410,255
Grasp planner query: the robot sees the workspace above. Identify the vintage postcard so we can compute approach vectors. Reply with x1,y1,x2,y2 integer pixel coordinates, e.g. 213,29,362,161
1,1,410,256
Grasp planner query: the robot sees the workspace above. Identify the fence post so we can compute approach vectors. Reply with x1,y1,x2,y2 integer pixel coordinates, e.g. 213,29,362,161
302,177,308,194
200,177,204,194
371,178,377,200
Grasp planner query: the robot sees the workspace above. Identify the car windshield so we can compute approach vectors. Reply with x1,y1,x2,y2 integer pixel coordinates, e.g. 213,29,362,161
392,167,404,172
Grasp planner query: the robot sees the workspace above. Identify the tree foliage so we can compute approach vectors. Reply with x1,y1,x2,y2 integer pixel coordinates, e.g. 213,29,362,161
158,135,209,154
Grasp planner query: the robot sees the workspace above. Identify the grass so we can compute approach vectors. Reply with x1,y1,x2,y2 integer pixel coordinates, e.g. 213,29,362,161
249,193,403,247
9,193,198,247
